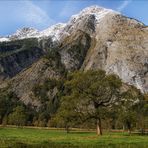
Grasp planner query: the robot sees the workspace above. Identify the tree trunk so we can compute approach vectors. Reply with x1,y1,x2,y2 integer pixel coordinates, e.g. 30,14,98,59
128,129,131,135
122,125,125,132
96,118,102,136
66,125,70,133
127,122,131,135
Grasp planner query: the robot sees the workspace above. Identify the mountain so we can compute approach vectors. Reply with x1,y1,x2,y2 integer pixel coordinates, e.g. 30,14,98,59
0,5,148,106
0,23,66,42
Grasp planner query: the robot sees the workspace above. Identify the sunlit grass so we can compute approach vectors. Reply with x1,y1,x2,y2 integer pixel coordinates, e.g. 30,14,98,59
0,127,147,147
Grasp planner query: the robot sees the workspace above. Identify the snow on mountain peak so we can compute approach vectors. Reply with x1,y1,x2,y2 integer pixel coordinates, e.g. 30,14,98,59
70,5,119,24
9,27,39,39
80,5,117,14
39,23,66,41
0,37,10,42
0,5,119,43
0,24,66,42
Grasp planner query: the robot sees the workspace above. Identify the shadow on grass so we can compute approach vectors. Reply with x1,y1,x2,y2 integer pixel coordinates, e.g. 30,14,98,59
66,131,94,134
9,142,79,148
8,141,148,148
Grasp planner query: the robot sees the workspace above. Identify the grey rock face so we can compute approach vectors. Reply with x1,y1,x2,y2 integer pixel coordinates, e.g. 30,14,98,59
56,6,148,92
0,46,44,81
10,58,61,106
58,6,148,93
59,30,91,71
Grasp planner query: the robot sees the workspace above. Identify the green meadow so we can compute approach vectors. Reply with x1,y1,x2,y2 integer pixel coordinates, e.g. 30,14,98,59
0,127,148,148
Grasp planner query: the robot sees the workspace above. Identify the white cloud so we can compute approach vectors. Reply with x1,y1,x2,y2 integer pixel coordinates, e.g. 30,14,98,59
15,0,55,28
59,1,79,17
117,0,132,12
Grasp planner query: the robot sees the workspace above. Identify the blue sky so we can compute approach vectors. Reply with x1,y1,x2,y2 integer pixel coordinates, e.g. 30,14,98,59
0,0,147,36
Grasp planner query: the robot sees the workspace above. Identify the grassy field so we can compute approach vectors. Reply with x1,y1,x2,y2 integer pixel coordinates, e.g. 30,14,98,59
0,127,148,148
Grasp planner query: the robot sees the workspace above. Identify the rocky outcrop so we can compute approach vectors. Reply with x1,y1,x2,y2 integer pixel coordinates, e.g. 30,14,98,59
59,30,91,71
0,38,45,82
9,58,61,106
0,46,44,80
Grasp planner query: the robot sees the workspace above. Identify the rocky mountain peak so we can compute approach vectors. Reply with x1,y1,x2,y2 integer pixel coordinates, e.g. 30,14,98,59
0,6,118,43
79,5,117,15
0,24,67,42
39,23,66,41
69,5,118,24
9,27,39,39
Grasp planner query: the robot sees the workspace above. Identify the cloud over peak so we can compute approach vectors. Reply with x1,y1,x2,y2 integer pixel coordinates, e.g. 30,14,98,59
15,1,55,28
117,0,132,12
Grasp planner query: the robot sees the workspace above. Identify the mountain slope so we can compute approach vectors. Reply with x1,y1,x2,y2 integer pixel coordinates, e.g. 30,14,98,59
0,5,148,106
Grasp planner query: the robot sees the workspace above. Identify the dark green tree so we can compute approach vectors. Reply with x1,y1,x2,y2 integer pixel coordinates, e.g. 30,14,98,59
134,93,148,134
118,86,144,134
8,106,27,126
53,95,81,133
0,90,18,123
56,70,122,135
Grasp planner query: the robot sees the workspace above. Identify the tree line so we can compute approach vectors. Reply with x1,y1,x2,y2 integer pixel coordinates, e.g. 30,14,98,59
0,70,147,135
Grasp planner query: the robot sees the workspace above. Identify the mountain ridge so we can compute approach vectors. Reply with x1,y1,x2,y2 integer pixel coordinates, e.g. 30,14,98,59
0,6,118,42
0,5,148,106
